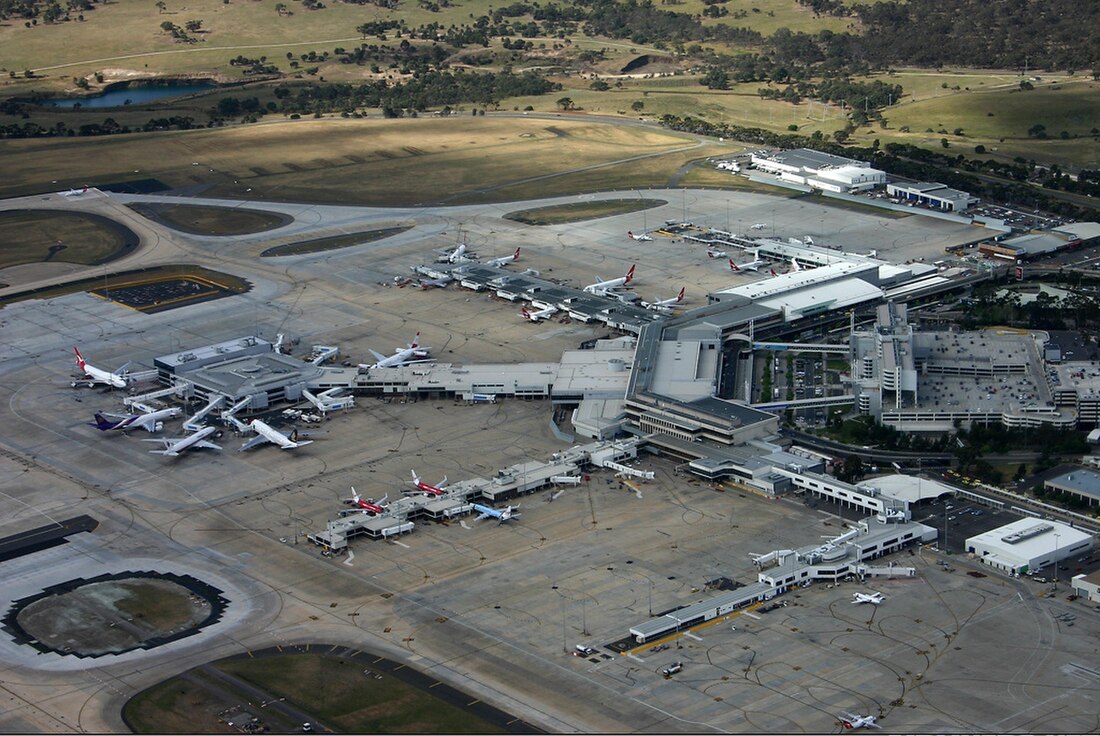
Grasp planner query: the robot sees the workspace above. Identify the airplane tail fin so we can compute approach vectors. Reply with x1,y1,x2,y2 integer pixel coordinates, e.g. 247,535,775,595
625,265,635,283
351,486,360,503
410,469,420,485
676,287,685,302
90,412,112,429
770,269,778,277
729,259,739,271
410,331,420,349
513,247,520,260
521,308,530,319
74,347,86,370
290,429,299,442
627,231,633,238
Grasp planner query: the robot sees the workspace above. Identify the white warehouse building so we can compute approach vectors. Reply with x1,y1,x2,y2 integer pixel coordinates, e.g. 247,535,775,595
751,148,886,193
966,518,1092,575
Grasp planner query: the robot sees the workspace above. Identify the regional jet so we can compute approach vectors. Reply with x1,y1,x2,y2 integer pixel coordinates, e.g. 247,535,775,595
706,248,727,258
839,713,881,730
852,592,885,605
238,419,314,452
485,247,521,267
62,186,89,197
408,470,447,496
642,287,685,312
144,426,221,457
729,257,767,272
472,503,521,524
627,230,653,242
750,223,767,230
520,305,558,322
347,488,389,515
583,265,635,295
89,408,181,433
72,347,130,389
359,333,433,369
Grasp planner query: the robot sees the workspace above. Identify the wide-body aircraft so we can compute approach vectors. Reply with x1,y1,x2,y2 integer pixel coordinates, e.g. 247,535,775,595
144,426,221,457
89,408,181,433
72,347,129,389
238,419,314,451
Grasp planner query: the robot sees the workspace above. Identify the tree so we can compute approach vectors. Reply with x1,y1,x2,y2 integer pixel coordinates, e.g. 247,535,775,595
155,0,166,11
556,96,574,111
185,18,202,32
274,2,287,14
630,100,644,112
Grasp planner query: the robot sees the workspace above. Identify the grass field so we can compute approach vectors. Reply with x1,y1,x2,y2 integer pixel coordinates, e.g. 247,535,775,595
123,674,235,734
220,654,504,733
0,210,135,269
0,117,708,206
504,197,666,225
113,581,199,632
128,203,288,235
261,226,412,257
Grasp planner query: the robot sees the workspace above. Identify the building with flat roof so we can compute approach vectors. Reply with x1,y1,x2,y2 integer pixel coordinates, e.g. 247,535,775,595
751,149,886,193
966,518,1092,574
1045,468,1100,507
886,181,978,212
1071,570,1100,602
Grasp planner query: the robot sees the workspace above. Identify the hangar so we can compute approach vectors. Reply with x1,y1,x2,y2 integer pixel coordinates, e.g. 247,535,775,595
886,181,979,212
750,148,886,193
966,518,1092,574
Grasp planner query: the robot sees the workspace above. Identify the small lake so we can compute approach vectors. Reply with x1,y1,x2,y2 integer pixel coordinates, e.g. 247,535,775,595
47,81,216,109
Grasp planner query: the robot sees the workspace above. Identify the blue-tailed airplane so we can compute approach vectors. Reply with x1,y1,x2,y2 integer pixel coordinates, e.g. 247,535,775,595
472,503,520,524
89,408,181,433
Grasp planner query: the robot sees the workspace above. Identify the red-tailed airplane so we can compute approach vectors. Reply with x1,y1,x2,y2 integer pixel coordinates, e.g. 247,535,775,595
348,488,389,514
485,247,521,267
729,257,767,272
408,470,447,496
72,347,130,388
584,265,636,295
627,230,653,242
839,712,881,730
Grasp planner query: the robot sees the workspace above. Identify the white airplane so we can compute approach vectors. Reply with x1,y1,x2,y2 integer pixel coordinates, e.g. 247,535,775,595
437,240,472,263
485,247,520,267
521,305,558,322
472,502,520,524
750,223,767,230
144,426,221,457
89,408,181,433
627,230,653,242
583,264,635,295
852,592,885,605
62,186,89,197
729,257,767,272
238,419,314,452
707,248,728,258
72,347,129,389
418,276,452,289
839,712,881,730
642,287,685,312
790,257,803,272
360,333,433,369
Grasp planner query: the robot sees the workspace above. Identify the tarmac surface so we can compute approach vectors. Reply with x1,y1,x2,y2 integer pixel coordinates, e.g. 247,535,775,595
0,185,1096,733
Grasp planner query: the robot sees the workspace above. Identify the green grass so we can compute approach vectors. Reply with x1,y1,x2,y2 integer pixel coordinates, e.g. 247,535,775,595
129,203,288,235
123,676,233,734
261,226,412,256
219,654,504,733
505,198,667,225
0,210,134,269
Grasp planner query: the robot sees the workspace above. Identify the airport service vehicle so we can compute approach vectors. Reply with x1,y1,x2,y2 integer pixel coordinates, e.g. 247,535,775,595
485,247,521,267
574,645,596,656
729,258,767,272
89,408,181,433
584,265,636,295
348,488,388,515
72,347,130,389
627,230,653,242
144,426,221,457
852,592,885,605
238,419,314,452
408,470,447,496
840,712,881,730
521,305,558,322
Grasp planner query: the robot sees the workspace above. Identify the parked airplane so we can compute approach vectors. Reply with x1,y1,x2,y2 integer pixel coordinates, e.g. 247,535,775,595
419,276,453,289
72,347,129,389
238,419,314,452
485,247,521,267
144,426,221,457
62,186,89,197
750,223,767,230
627,230,653,242
729,257,767,272
360,333,433,369
706,248,728,258
347,488,389,515
521,305,558,322
839,713,881,730
437,241,471,263
642,287,685,312
408,470,447,496
472,503,521,524
852,592,885,605
89,408,181,433
583,265,635,295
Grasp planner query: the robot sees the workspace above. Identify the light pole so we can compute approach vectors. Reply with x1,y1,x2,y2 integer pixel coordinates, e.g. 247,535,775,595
1053,532,1060,589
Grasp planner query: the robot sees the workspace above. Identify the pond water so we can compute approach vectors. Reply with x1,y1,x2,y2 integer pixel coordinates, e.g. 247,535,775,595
47,81,216,109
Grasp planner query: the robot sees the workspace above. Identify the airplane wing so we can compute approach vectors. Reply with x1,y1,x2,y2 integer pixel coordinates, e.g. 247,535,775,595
281,440,313,449
368,349,387,363
239,435,270,452
474,512,491,521
141,438,174,446
196,440,222,450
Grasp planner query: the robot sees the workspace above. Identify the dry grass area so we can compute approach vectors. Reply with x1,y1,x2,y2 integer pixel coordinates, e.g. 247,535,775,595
504,197,666,225
128,203,287,235
0,210,134,269
0,116,701,205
